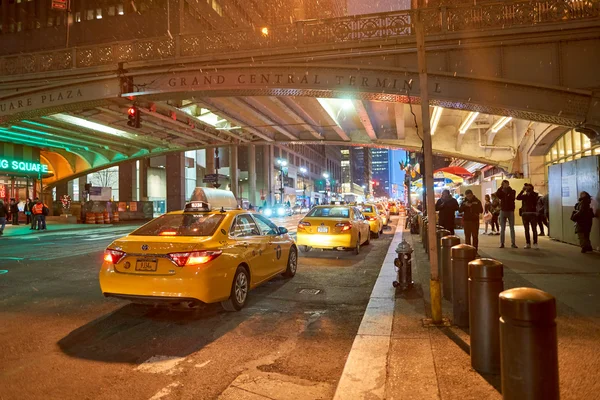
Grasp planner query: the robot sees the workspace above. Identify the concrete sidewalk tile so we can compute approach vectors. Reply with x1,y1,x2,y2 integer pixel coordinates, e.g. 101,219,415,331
391,296,430,339
386,338,440,400
357,297,395,336
334,335,389,400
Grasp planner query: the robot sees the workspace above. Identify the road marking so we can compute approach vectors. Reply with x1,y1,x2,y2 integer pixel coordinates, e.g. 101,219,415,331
195,360,212,368
149,382,181,400
136,355,185,374
0,257,24,261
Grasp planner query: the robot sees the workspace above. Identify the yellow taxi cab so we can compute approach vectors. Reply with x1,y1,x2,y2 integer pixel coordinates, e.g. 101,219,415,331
376,202,389,226
388,201,399,215
296,203,371,254
361,203,384,239
99,192,297,311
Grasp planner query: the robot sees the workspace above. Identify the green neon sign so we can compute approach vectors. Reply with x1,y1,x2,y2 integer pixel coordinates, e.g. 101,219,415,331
0,158,48,174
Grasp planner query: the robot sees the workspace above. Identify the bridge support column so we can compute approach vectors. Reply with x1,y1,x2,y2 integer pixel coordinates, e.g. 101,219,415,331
118,161,135,202
139,158,149,201
248,144,257,207
166,153,185,212
205,148,215,187
229,146,239,199
55,182,68,204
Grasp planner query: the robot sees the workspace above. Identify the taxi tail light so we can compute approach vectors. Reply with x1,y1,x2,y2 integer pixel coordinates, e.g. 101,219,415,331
168,251,222,267
104,249,125,264
298,221,311,231
336,222,352,231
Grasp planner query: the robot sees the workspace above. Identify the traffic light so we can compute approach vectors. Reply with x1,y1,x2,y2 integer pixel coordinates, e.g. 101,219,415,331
127,106,141,128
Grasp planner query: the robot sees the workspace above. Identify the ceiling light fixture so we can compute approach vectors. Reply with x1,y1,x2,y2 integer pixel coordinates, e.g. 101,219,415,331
459,111,479,134
491,116,513,133
430,106,443,136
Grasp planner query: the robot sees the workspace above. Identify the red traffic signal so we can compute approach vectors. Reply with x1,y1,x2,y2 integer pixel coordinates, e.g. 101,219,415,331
127,106,141,128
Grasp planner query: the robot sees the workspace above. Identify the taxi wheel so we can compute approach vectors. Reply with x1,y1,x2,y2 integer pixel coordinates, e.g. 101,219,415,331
300,245,311,253
374,229,381,239
221,266,249,312
283,247,298,278
365,232,371,245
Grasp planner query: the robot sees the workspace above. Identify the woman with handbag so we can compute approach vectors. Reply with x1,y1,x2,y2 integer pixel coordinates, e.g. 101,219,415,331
483,194,493,234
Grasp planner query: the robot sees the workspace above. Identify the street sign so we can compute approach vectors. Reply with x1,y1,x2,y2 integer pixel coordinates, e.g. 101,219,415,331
51,0,68,10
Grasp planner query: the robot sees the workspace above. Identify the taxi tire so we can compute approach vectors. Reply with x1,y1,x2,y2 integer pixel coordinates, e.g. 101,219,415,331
374,229,381,239
300,245,311,253
365,232,371,245
221,266,249,312
283,246,298,278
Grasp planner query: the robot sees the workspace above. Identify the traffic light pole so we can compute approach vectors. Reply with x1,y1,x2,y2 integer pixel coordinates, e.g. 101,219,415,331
414,0,443,324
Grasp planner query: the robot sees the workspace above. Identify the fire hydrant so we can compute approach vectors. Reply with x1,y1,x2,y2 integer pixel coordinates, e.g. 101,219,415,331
393,239,414,290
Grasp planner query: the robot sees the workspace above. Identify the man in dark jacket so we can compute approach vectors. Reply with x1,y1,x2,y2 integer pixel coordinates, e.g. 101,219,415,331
459,189,483,251
495,180,518,248
0,199,8,235
517,184,540,249
436,189,459,234
537,193,549,236
9,199,19,225
571,191,595,253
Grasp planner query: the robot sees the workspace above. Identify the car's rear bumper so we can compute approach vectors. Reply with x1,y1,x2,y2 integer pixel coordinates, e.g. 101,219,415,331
103,293,205,306
296,232,353,249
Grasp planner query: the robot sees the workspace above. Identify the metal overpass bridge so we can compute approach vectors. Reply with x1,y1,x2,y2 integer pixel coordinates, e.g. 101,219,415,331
1,0,599,186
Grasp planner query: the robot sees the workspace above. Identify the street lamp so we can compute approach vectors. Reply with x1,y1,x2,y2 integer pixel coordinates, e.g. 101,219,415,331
276,158,287,204
299,167,308,206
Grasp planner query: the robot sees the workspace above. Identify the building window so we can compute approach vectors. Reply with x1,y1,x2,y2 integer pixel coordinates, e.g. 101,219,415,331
47,17,54,27
96,8,103,19
75,12,81,22
108,6,115,16
117,4,124,15
86,9,94,20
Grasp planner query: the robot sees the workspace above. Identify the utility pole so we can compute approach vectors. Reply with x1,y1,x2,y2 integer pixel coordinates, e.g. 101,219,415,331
414,0,443,324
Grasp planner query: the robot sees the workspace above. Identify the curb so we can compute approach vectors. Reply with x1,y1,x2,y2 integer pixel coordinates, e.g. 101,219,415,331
333,218,405,400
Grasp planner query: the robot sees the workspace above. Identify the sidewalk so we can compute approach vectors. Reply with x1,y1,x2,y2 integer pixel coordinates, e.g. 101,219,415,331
387,226,600,399
0,222,140,237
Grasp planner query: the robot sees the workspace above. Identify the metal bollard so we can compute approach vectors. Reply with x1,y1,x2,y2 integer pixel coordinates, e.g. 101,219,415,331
436,228,450,284
393,239,414,290
451,244,476,327
469,258,503,374
441,235,460,301
500,288,559,400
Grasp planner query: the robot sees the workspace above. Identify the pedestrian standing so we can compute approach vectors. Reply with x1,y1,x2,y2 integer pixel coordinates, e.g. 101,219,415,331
537,193,549,236
31,197,46,231
517,184,540,249
459,190,483,253
571,191,595,253
483,194,493,234
0,199,8,236
496,180,518,248
490,193,500,235
10,198,19,225
25,198,33,225
435,189,459,234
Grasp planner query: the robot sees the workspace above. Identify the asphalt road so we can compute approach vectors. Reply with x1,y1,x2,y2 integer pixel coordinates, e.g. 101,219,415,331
0,216,397,400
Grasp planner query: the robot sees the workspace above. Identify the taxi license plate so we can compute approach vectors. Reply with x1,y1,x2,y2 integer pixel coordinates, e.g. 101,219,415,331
135,260,157,272
317,226,329,233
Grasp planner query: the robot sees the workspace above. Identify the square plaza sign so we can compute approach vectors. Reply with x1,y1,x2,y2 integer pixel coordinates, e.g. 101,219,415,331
0,158,48,174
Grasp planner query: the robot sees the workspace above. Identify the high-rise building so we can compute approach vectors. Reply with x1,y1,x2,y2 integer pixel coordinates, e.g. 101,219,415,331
370,148,390,198
341,146,372,196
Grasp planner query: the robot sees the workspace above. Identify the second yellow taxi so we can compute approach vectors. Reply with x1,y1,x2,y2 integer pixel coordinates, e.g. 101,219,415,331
360,203,384,239
99,189,297,311
296,203,371,254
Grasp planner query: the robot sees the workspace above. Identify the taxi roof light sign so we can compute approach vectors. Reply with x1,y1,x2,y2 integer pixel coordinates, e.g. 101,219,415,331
189,187,238,210
185,201,211,212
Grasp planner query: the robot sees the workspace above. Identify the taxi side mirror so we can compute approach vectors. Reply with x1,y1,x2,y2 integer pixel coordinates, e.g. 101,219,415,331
278,227,288,235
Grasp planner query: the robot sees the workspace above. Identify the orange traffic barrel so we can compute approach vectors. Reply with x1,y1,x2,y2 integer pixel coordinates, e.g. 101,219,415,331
95,212,104,224
103,212,111,224
85,213,95,224
112,211,120,223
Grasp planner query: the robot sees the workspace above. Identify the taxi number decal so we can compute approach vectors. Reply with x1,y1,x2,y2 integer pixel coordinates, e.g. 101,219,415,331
276,245,282,260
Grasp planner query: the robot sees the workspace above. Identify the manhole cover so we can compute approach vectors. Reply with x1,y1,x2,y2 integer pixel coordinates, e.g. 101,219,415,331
298,288,322,295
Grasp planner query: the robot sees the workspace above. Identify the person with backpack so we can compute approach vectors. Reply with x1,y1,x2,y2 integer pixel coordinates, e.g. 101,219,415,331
0,199,8,236
571,191,596,253
32,198,48,231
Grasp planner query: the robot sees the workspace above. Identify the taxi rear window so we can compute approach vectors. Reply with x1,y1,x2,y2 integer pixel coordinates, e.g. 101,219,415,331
306,207,349,218
362,206,374,213
131,214,225,236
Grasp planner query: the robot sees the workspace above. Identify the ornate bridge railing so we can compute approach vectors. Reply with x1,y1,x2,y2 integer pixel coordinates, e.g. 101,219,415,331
0,0,598,76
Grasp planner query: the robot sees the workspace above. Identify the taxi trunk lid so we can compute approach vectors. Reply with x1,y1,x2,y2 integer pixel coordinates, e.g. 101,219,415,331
110,236,210,275
301,218,350,234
